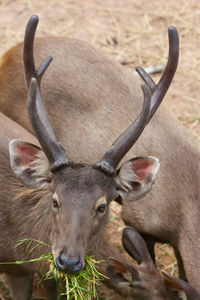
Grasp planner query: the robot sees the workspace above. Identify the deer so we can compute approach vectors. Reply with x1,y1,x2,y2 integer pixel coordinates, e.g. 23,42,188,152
0,22,164,300
0,114,140,300
107,227,200,300
0,15,183,294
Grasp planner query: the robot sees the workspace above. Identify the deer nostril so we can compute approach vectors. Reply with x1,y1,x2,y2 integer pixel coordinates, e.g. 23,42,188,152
55,253,65,269
55,253,83,273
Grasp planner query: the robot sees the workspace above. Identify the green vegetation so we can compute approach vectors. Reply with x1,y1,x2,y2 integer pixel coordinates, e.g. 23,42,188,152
0,239,107,299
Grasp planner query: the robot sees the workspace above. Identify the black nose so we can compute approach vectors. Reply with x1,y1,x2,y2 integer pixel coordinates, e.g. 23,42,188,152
55,253,83,273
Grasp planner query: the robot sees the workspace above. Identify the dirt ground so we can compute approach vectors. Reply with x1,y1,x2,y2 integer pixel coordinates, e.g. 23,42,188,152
0,0,199,299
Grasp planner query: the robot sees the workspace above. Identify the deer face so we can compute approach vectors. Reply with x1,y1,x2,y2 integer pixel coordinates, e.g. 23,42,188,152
49,165,114,273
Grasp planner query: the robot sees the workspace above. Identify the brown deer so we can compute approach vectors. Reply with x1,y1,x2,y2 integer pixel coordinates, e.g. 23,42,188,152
0,113,136,300
0,33,162,300
0,15,181,294
107,227,200,300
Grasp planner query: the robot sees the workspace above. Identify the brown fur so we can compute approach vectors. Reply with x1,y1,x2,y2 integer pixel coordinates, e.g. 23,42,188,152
0,33,199,291
107,227,200,299
0,113,50,268
0,112,135,299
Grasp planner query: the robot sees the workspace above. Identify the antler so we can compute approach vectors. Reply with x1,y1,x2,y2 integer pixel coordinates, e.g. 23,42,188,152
136,26,179,122
95,83,151,175
23,15,53,89
27,78,72,172
96,26,179,176
24,15,72,172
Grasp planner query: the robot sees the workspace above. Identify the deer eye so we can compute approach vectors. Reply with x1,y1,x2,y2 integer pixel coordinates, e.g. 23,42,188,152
97,203,106,213
52,198,59,208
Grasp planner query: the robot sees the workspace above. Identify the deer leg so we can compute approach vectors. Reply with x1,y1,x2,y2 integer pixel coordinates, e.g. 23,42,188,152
5,272,33,300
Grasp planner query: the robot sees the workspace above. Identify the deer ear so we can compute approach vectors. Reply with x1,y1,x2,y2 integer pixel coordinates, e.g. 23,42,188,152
161,271,200,300
122,227,154,266
106,257,139,289
116,156,160,202
9,139,51,189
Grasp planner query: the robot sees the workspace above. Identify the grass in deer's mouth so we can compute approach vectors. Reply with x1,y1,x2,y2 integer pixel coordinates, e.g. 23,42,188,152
45,254,106,300
1,238,107,300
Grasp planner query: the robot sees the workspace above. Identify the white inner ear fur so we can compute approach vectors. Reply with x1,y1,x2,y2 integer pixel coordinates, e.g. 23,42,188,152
95,196,107,210
31,150,51,184
117,161,139,192
117,156,160,192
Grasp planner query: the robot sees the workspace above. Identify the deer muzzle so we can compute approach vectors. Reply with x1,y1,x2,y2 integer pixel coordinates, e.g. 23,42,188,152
55,252,83,274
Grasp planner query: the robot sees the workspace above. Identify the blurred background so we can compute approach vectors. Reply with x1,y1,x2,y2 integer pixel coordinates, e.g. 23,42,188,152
0,0,199,299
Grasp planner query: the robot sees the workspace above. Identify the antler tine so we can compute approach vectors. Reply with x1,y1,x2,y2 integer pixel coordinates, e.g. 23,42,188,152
96,83,151,175
136,26,179,122
28,78,72,172
136,67,156,93
23,15,52,89
23,15,38,90
37,56,53,78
